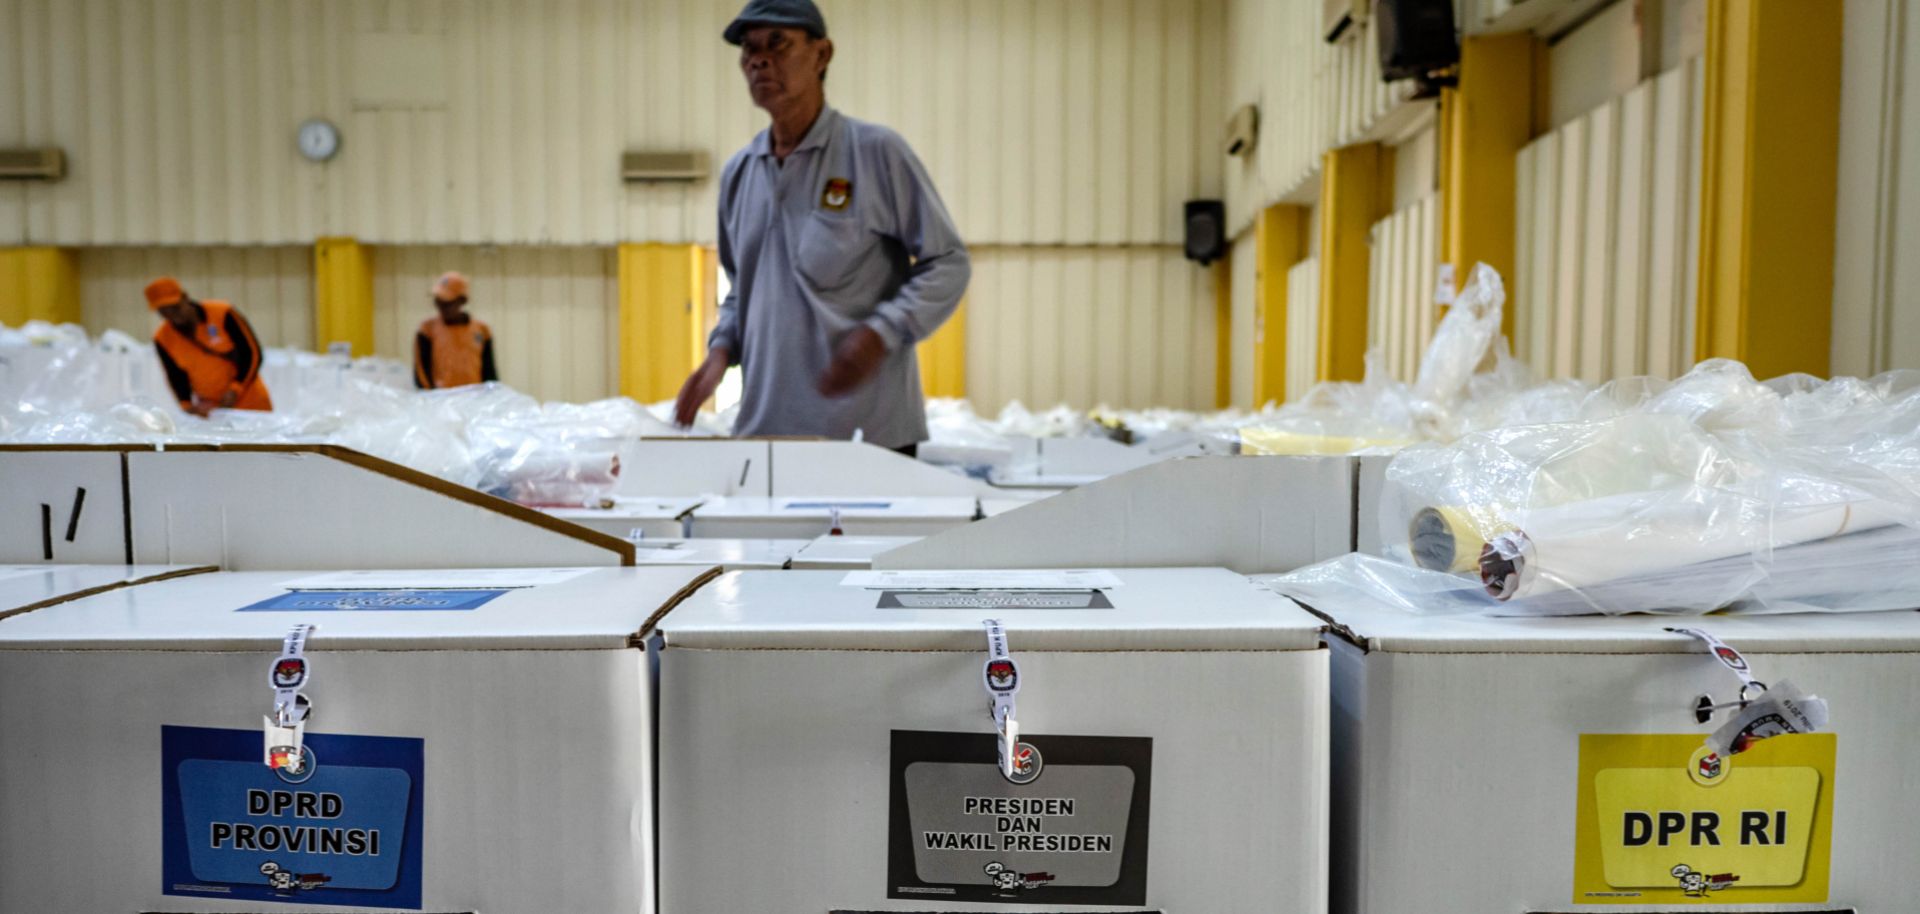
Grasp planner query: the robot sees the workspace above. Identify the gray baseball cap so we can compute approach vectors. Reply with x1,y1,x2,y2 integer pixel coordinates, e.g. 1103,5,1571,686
724,0,828,46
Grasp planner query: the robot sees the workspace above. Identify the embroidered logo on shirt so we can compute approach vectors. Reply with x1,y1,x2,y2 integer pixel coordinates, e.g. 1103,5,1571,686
821,177,852,211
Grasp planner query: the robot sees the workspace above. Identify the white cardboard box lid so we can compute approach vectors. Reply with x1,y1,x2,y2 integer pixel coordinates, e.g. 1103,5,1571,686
631,538,808,566
545,495,704,521
791,535,923,563
0,566,716,651
1304,599,1920,654
689,495,978,519
0,564,213,614
660,567,1323,651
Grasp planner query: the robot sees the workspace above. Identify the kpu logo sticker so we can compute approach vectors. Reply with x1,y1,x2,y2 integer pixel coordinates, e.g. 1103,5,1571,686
821,177,853,211
161,725,424,910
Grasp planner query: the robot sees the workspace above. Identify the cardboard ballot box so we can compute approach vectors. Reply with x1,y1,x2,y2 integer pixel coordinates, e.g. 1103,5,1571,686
788,534,922,569
0,565,715,914
686,495,977,539
631,537,807,570
545,495,703,539
657,567,1329,912
1296,598,1920,912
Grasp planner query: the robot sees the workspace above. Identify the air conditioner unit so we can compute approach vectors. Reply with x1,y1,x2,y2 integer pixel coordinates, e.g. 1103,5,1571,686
1324,0,1370,42
622,150,709,183
1224,105,1260,158
0,148,66,181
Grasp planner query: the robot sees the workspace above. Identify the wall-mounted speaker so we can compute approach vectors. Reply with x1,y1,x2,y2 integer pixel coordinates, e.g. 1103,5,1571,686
1184,200,1227,266
1376,0,1460,82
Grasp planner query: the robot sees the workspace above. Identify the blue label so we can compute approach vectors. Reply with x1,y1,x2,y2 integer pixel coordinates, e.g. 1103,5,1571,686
783,501,892,510
237,589,507,612
162,725,424,909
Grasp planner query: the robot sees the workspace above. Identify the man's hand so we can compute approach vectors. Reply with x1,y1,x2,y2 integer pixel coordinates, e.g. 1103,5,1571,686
217,389,238,409
186,400,214,418
818,325,888,398
674,349,730,427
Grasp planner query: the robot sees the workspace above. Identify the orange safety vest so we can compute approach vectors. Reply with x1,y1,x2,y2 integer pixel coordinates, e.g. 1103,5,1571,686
414,315,493,389
153,299,272,411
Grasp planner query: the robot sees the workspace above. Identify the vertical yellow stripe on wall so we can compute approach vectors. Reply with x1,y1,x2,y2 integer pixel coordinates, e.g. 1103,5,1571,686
1213,258,1232,408
618,243,708,403
1252,205,1308,406
1318,143,1394,383
918,301,967,399
0,248,81,327
1695,0,1843,378
313,238,375,356
1440,34,1539,340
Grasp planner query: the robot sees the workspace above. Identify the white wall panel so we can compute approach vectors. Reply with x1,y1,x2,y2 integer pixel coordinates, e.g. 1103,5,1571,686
1284,256,1321,403
0,0,1222,248
1224,0,1415,236
964,246,1217,414
1367,195,1439,383
1229,233,1257,409
368,245,619,404
1513,58,1701,384
1834,0,1920,376
77,246,314,350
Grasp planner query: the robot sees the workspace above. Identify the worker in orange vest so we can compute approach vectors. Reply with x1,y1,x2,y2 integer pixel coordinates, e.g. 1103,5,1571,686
413,271,497,389
146,276,272,416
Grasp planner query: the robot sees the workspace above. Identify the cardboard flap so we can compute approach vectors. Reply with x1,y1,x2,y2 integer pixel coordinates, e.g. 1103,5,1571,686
0,566,713,651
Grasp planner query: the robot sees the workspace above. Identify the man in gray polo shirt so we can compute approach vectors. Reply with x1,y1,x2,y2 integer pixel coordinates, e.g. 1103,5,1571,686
672,0,971,452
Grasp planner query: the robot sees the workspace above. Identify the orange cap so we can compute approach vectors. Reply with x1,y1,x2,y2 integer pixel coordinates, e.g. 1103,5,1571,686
432,271,469,302
145,276,186,310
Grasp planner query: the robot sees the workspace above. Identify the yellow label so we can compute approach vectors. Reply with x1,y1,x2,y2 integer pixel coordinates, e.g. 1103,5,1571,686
1573,733,1834,904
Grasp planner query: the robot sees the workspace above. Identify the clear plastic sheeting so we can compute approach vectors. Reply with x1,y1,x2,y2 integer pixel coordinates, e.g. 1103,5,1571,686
1301,360,1920,615
1234,263,1588,456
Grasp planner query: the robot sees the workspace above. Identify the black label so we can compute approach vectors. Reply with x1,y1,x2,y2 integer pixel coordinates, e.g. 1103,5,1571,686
887,730,1151,906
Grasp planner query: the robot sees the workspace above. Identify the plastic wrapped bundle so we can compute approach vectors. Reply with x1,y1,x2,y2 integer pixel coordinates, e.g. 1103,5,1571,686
1369,360,1920,615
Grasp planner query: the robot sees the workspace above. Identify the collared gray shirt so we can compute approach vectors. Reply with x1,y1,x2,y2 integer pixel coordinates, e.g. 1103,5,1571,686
710,106,970,448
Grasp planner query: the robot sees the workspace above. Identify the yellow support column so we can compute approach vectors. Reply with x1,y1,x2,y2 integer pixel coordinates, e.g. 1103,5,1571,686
1317,143,1394,383
0,247,81,326
1695,0,1843,377
917,300,967,399
1440,33,1540,339
618,243,708,403
1251,204,1308,406
313,237,374,356
1213,258,1232,408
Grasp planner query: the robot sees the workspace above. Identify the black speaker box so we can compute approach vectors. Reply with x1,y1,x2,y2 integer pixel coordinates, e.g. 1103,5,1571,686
1184,200,1227,266
1376,0,1459,82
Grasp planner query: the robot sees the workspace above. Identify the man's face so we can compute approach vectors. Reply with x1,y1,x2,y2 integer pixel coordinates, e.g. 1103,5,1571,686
158,301,197,332
738,26,829,112
435,296,467,320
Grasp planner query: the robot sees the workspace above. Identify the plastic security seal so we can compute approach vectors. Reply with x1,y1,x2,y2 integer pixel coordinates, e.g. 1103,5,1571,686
1668,627,1828,756
264,624,317,773
981,619,1025,780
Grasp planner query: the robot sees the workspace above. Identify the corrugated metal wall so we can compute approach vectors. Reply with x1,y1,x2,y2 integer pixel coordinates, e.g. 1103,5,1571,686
77,246,314,349
1228,234,1257,408
1833,0,1920,376
1284,257,1321,402
1367,195,1440,382
0,0,1223,248
1224,0,1413,237
964,246,1217,414
369,245,620,404
1513,58,1702,384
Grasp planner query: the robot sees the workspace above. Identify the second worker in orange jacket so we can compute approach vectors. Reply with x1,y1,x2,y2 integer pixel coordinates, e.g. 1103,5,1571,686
414,271,498,389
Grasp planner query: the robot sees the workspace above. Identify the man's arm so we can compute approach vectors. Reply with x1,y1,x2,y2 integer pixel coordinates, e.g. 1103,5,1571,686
479,335,498,383
221,308,264,397
861,130,971,351
705,160,745,366
414,333,435,389
154,343,193,409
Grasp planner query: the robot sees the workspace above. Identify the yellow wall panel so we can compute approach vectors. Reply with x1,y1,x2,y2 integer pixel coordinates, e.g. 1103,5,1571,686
617,243,706,405
918,301,966,400
0,247,79,326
